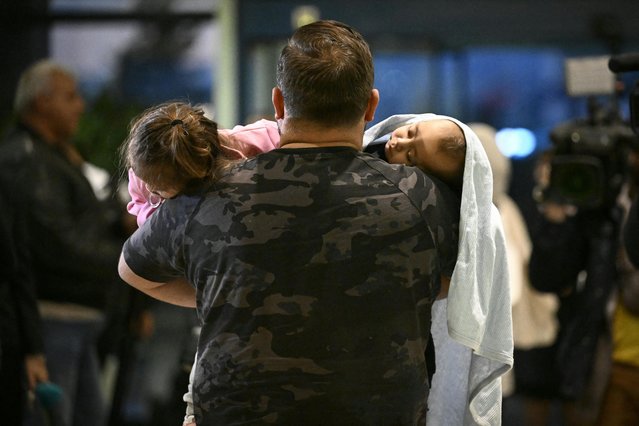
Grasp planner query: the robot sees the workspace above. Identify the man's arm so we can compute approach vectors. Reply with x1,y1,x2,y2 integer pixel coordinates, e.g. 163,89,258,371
118,254,196,308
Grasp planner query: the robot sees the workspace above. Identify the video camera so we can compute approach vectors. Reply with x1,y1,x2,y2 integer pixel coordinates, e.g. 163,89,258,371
541,55,639,211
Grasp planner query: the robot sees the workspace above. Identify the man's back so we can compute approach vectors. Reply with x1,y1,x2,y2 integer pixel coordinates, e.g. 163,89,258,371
124,147,458,424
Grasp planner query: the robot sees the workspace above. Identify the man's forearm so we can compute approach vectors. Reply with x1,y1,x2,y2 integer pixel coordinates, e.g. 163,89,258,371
118,254,196,308
140,278,196,307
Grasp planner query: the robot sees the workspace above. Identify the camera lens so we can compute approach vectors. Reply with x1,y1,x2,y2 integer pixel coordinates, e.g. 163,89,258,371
547,156,605,209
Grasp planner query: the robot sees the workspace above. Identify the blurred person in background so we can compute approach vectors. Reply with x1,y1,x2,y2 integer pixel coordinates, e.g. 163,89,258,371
0,59,129,426
468,124,559,424
526,133,639,424
0,171,48,424
595,143,639,425
468,123,558,397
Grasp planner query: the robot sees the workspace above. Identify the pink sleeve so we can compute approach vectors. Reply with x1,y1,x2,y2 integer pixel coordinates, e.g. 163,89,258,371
221,119,280,158
127,168,159,227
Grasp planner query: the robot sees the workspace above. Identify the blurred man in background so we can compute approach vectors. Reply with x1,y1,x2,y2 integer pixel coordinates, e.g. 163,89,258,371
0,59,127,426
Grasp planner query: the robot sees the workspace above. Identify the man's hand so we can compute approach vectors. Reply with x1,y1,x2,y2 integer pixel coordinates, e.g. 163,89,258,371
131,309,155,340
24,353,48,390
540,201,577,224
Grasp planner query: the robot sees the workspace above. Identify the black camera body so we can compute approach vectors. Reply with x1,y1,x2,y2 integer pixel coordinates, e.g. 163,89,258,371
545,118,636,210
540,53,639,211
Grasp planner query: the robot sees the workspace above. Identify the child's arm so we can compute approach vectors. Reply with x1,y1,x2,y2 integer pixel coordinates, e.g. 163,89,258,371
221,119,280,158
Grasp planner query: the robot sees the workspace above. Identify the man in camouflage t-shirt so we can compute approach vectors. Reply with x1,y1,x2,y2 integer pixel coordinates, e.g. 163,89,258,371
119,20,459,425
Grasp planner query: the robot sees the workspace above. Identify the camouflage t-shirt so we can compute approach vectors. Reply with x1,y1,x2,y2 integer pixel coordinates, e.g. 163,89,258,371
123,146,459,425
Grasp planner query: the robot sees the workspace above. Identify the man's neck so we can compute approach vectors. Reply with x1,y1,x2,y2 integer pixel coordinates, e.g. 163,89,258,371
278,118,365,151
20,116,84,165
280,140,360,150
21,115,59,146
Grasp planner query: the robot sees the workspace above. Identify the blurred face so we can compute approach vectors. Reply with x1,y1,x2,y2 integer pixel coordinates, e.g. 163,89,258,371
39,73,85,144
145,184,180,201
140,173,181,207
386,120,462,183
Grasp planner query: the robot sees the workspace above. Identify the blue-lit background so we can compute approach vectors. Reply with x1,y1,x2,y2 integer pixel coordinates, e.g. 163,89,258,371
5,0,636,224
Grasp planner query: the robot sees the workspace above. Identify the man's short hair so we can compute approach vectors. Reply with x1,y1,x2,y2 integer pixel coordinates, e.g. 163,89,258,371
276,20,374,127
14,60,74,116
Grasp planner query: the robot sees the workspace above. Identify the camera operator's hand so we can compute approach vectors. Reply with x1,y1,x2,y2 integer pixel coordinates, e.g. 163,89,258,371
533,152,580,222
24,353,48,390
539,201,578,224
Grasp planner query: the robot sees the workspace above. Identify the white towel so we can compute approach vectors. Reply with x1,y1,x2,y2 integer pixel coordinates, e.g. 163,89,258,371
364,114,513,426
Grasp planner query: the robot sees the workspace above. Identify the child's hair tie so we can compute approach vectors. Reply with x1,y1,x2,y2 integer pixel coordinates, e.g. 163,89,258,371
171,119,184,126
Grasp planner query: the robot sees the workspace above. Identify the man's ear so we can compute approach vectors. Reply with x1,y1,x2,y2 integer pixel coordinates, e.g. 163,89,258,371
272,87,285,120
364,89,380,122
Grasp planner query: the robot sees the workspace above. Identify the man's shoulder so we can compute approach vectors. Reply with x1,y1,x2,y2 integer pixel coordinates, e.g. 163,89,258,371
223,149,439,193
161,193,206,219
0,127,32,157
0,129,41,186
0,126,54,166
357,152,439,189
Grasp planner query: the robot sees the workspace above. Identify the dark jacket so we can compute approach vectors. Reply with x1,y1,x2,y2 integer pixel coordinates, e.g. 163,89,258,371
0,124,122,311
529,207,619,399
0,181,43,356
624,196,639,270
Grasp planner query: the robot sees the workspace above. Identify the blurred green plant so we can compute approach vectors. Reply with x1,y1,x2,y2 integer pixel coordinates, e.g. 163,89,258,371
74,91,145,176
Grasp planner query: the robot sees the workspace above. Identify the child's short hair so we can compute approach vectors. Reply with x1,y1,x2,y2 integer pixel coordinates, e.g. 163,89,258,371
434,120,466,192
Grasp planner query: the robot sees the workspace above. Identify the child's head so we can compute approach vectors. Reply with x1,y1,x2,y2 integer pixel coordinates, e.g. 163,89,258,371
122,102,229,198
385,119,466,190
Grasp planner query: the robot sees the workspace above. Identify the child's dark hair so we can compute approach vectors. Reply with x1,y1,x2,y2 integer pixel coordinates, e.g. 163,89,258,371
437,121,467,193
121,102,231,194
